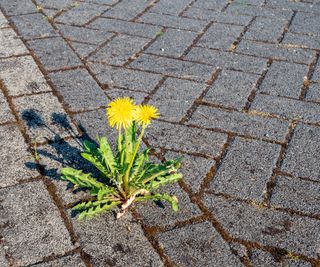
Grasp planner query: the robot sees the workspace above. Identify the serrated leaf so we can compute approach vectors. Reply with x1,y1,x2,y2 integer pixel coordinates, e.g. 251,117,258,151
136,193,179,212
131,148,150,181
145,173,183,191
75,200,120,220
98,137,117,174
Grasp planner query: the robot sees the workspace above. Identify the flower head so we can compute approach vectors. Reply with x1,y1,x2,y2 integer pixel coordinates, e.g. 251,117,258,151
107,97,136,129
134,104,159,126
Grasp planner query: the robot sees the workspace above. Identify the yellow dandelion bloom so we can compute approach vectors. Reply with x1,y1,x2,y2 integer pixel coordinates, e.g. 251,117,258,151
107,97,136,129
134,104,159,126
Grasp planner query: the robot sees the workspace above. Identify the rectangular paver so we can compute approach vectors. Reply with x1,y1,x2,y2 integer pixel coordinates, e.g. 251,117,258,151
192,0,227,10
0,28,28,57
282,32,320,50
150,0,192,15
0,0,36,16
306,83,320,102
0,90,14,124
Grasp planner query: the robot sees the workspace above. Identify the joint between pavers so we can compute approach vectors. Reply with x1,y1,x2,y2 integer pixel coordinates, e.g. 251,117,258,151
277,10,297,44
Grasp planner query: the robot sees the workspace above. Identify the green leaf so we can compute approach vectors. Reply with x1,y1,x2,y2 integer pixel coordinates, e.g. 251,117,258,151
98,137,117,174
145,173,183,191
131,148,150,181
136,193,179,212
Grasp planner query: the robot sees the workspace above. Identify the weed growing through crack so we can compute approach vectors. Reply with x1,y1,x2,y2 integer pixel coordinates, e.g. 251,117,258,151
61,97,183,219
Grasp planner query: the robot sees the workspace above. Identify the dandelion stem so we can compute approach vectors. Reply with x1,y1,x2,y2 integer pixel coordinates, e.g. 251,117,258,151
123,128,130,195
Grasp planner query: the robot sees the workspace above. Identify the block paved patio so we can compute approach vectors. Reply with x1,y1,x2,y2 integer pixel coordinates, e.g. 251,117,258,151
0,0,320,266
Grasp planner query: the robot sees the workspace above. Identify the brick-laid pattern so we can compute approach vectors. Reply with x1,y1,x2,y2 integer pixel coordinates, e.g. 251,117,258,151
1,0,320,266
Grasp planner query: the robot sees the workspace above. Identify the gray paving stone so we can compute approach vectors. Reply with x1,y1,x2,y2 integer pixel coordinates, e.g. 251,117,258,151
89,17,162,38
106,87,147,104
188,105,290,142
192,0,227,11
0,90,14,124
0,11,9,28
185,47,267,74
150,0,191,15
13,92,78,142
267,0,320,13
0,124,37,188
0,0,36,16
130,54,215,82
36,0,75,10
306,83,320,102
197,23,244,50
271,176,320,215
203,194,320,258
156,222,243,267
145,28,197,58
236,40,313,64
165,151,214,194
210,137,281,201
0,181,74,266
69,211,164,267
312,59,320,82
0,247,7,267
259,61,308,98
290,12,320,36
10,13,57,39
281,124,320,181
55,2,108,26
0,56,51,96
282,32,320,50
250,94,320,124
104,0,154,20
88,63,163,92
27,37,82,71
203,69,259,109
183,7,253,25
33,254,86,267
138,12,208,32
49,69,107,112
243,16,287,43
146,120,228,158
70,42,96,58
0,28,28,57
88,34,150,65
148,77,204,122
85,0,118,4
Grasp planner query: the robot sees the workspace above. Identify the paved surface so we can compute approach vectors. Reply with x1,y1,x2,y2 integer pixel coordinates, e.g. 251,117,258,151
0,0,320,266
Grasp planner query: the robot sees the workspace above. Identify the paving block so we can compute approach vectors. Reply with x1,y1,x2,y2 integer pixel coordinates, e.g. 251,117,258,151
0,28,28,58
88,34,150,66
150,0,191,15
70,42,96,58
69,211,164,267
33,254,86,267
0,90,14,124
88,63,163,92
130,54,215,82
106,87,147,104
188,105,289,142
282,32,320,50
211,137,280,201
27,37,83,71
0,11,9,28
305,83,320,102
203,194,320,258
290,12,320,36
0,56,51,96
192,0,227,10
145,28,197,58
156,222,243,267
148,77,204,122
267,0,320,13
203,69,259,109
281,124,320,181
13,92,78,142
0,181,74,266
312,59,320,82
0,0,36,16
259,61,308,98
271,176,320,215
0,124,37,187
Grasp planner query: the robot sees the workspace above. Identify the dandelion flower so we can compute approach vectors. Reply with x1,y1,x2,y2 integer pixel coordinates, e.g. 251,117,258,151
134,104,159,126
107,97,136,129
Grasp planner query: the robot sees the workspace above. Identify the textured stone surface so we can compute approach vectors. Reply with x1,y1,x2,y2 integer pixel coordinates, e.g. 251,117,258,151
290,12,320,36
0,90,14,123
33,254,86,267
150,0,191,15
306,83,320,102
0,28,28,57
282,32,320,50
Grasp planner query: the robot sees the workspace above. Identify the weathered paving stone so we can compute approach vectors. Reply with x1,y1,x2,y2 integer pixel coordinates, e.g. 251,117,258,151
49,69,107,112
236,40,313,64
130,54,215,82
69,211,164,267
13,92,78,142
10,13,57,39
148,77,204,122
33,254,86,267
188,105,289,142
156,222,243,267
183,7,253,25
146,120,228,158
0,181,74,266
0,11,9,28
203,69,259,109
271,176,320,215
36,0,75,10
259,61,308,98
203,194,320,258
0,124,37,187
70,42,96,58
312,59,320,82
192,0,227,11
0,56,51,96
104,0,154,20
106,88,147,104
138,12,208,32
0,0,36,16
282,32,320,50
145,28,197,58
0,28,28,57
165,151,214,194
89,34,150,65
197,23,244,50
88,63,163,92
86,0,118,4
0,247,7,267
243,16,287,43
0,90,14,124
250,94,320,124
89,17,162,38
281,124,320,181
185,47,267,74
306,83,320,102
150,0,191,15
211,138,281,201
27,37,82,71
55,2,108,26
267,0,320,13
